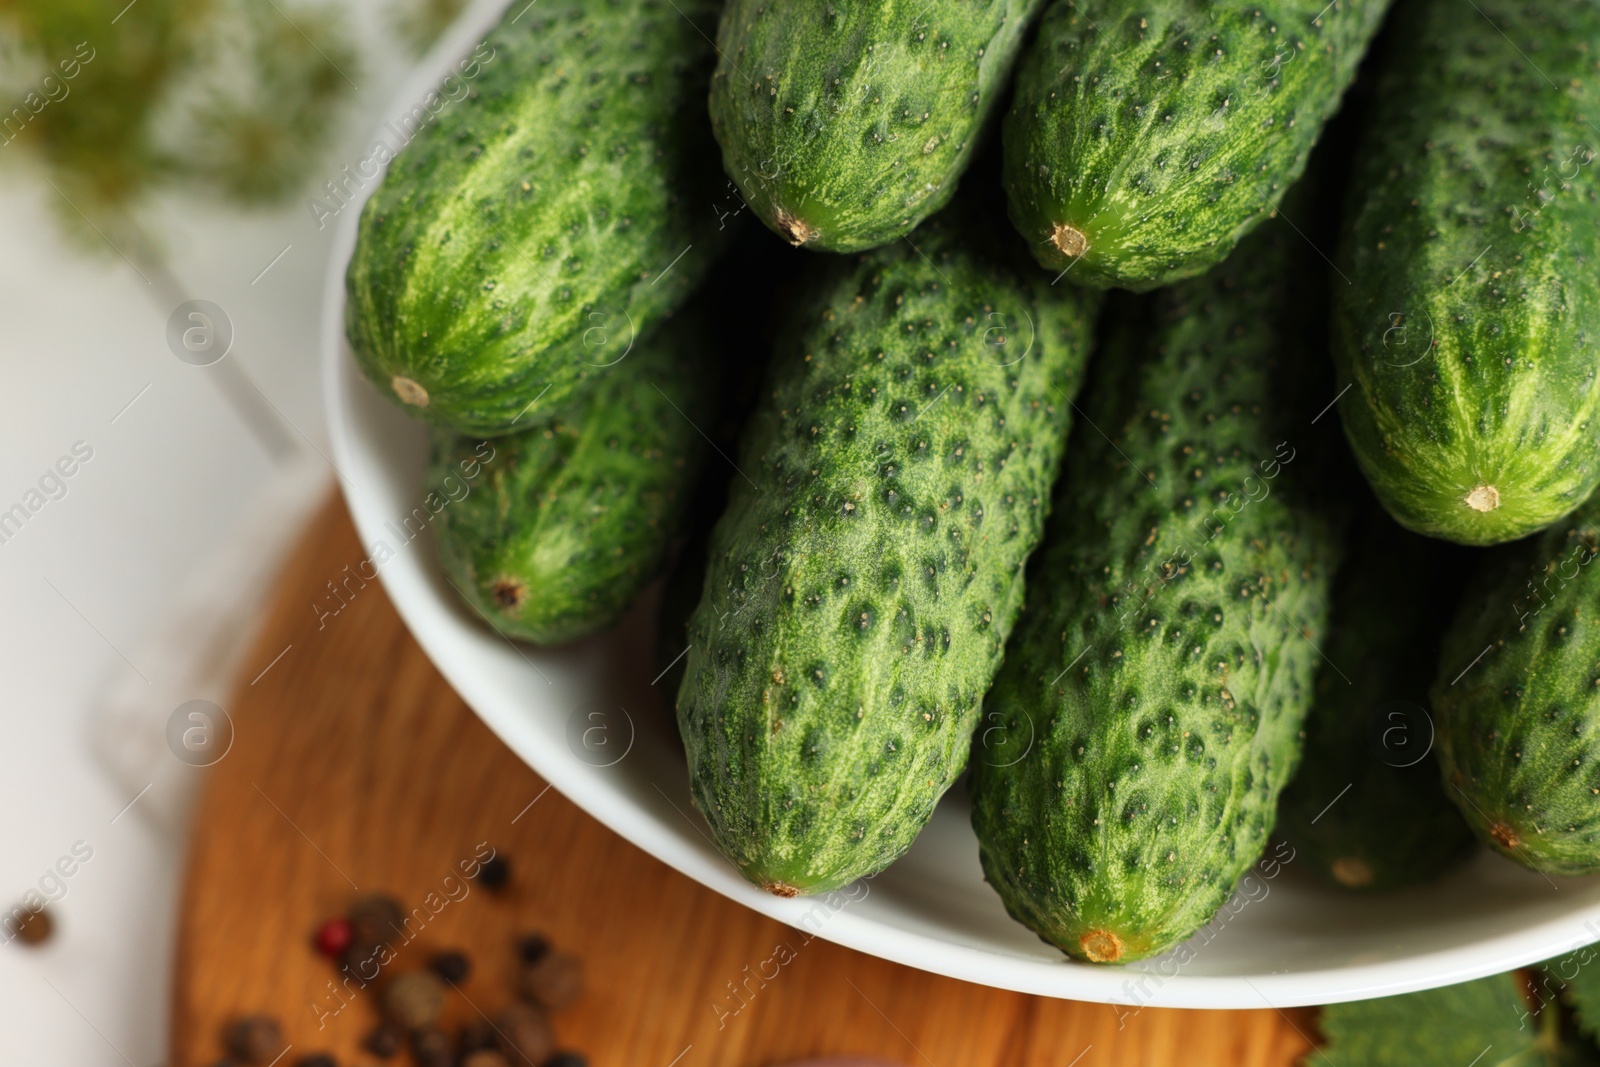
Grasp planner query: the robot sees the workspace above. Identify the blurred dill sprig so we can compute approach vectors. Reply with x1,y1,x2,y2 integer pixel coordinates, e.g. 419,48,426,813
0,0,358,255
167,2,359,205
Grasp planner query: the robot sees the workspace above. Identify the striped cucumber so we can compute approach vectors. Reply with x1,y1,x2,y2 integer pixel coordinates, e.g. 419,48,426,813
1003,0,1390,289
1333,0,1600,544
709,0,1045,252
346,0,729,436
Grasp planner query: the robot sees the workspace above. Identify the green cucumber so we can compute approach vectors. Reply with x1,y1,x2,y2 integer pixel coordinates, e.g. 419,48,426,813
968,203,1339,964
346,0,728,437
431,313,714,644
1433,494,1600,875
675,208,1099,896
1275,501,1475,891
1332,0,1600,545
1002,0,1389,290
708,0,1045,253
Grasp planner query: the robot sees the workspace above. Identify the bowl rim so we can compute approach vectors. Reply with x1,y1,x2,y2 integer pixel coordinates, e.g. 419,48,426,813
320,0,1600,1010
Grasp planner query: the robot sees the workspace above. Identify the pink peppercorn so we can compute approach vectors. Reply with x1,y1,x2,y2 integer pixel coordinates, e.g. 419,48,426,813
313,917,353,957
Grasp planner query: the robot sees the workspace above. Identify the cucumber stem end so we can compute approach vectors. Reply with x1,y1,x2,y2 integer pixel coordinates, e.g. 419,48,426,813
1051,222,1089,258
491,577,527,612
1079,928,1123,963
1489,822,1521,850
391,375,429,407
1464,484,1500,512
773,208,816,247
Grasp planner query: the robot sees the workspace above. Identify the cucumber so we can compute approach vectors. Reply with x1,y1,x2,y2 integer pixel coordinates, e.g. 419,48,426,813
1002,0,1389,290
345,0,728,437
675,208,1099,896
1275,501,1475,891
708,0,1045,253
1433,494,1600,876
1332,0,1600,545
968,203,1339,964
431,312,714,644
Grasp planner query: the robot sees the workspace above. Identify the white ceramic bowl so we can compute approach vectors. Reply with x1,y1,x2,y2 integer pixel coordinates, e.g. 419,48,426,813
322,0,1600,1009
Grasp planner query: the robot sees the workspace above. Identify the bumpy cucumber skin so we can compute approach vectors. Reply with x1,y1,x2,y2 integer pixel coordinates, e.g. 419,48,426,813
1333,1,1600,546
969,209,1339,964
1276,504,1475,892
709,0,1045,253
431,315,713,645
346,0,727,437
676,213,1099,896
1433,497,1600,875
1002,0,1388,290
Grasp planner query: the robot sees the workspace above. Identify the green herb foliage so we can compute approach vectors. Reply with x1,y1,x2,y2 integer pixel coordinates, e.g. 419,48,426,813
0,0,355,250
1314,967,1600,1066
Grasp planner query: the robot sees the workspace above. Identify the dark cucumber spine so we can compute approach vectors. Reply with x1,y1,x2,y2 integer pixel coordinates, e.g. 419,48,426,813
1003,0,1389,289
1333,0,1600,545
1434,495,1600,875
969,202,1340,964
676,209,1099,896
709,0,1045,253
346,0,728,437
1276,502,1475,892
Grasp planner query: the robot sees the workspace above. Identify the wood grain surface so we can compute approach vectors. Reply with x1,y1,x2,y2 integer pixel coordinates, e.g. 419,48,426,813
170,496,1319,1067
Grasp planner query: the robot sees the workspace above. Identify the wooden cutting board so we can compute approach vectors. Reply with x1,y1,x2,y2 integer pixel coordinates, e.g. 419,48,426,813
170,496,1318,1066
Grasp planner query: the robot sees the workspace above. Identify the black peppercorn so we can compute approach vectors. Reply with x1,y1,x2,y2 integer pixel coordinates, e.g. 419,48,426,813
385,970,447,1030
519,950,583,1011
362,1021,403,1058
412,1025,455,1067
543,1053,588,1067
475,856,510,890
347,893,406,950
457,1020,497,1055
495,1003,554,1065
340,941,383,981
428,948,472,985
223,1015,284,1065
515,933,549,965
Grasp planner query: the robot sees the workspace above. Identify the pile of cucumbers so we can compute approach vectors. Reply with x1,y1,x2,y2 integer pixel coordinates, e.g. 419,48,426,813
346,0,1600,965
